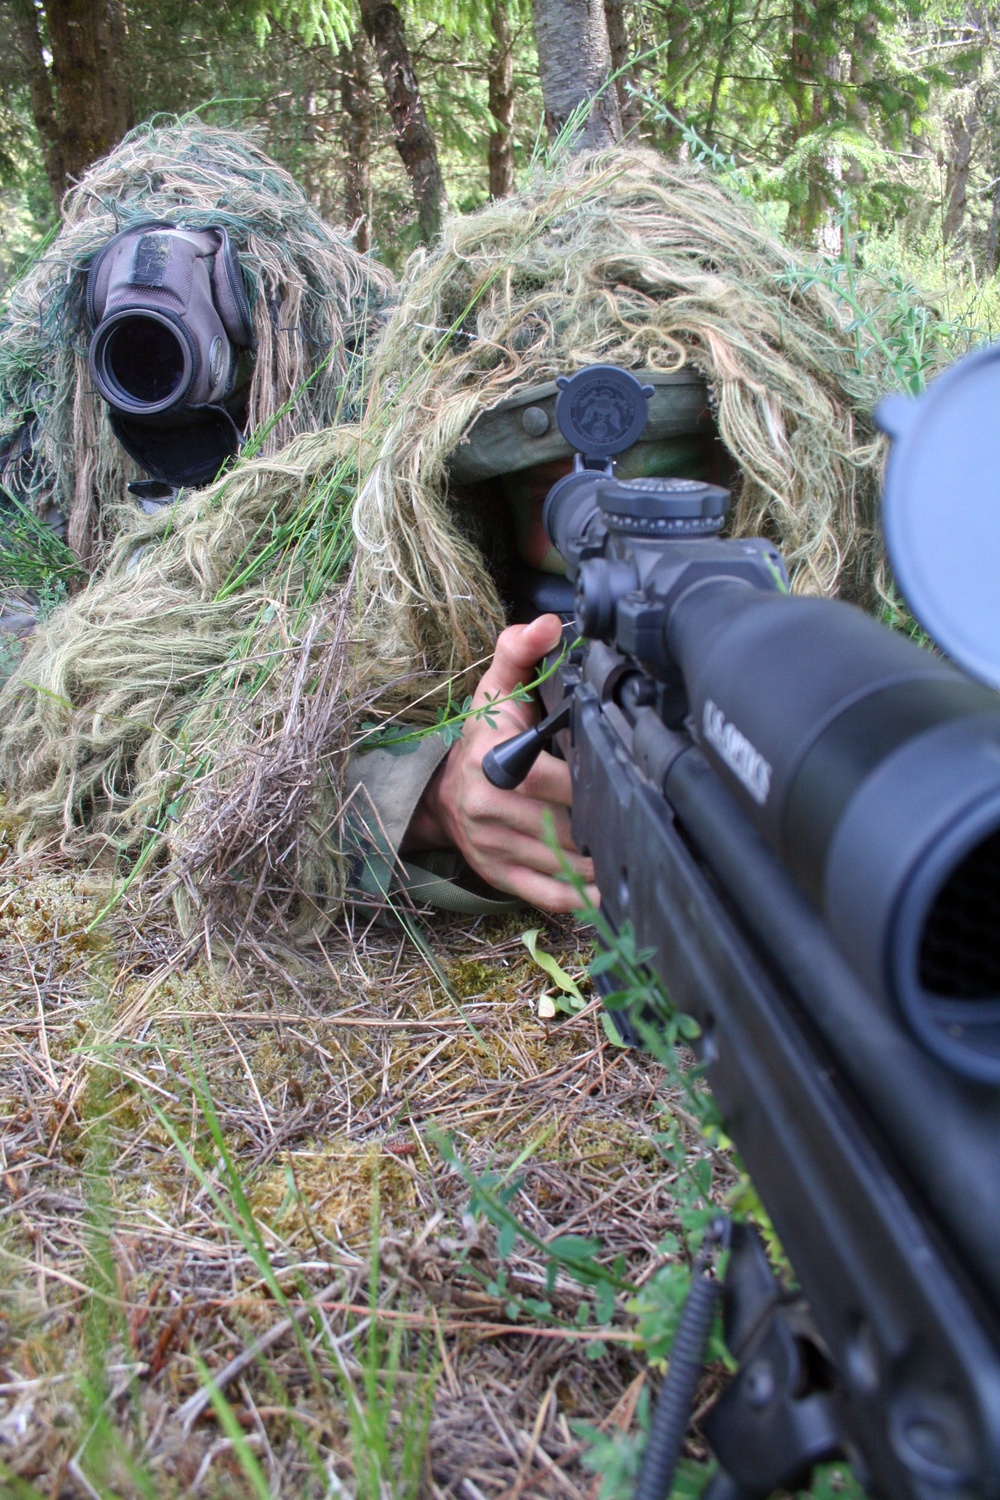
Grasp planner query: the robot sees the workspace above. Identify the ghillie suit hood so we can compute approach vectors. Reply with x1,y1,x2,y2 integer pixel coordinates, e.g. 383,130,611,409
0,147,894,942
352,147,888,717
0,117,395,568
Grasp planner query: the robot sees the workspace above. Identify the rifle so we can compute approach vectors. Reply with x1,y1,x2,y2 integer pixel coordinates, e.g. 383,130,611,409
483,359,1000,1500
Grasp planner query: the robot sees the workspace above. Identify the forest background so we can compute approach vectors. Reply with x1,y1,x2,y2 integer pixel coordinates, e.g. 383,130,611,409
3,0,1000,300
0,4,999,1499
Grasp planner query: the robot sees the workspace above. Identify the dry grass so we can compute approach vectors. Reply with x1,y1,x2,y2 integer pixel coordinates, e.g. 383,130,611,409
0,843,727,1498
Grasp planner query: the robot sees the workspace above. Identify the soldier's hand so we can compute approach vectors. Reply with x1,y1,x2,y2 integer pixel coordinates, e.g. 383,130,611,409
404,614,599,913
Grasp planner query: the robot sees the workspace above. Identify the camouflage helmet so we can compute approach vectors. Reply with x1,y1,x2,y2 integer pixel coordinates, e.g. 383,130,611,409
447,368,715,485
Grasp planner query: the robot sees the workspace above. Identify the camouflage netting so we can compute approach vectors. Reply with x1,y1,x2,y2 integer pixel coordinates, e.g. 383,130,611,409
0,117,395,568
0,147,896,939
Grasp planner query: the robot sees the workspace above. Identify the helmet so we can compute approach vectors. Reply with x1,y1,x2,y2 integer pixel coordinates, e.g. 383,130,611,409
447,367,713,484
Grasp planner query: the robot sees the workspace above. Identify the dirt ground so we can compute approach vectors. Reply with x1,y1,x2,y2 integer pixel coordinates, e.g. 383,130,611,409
0,847,720,1498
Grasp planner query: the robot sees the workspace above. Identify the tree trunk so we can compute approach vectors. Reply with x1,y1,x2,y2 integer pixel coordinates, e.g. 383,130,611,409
943,104,975,245
704,0,736,144
844,13,877,191
604,0,639,136
986,177,1000,274
108,0,133,133
358,0,448,245
786,0,815,237
44,0,131,190
8,0,66,203
531,0,622,151
658,2,690,155
340,32,374,252
786,1,842,243
816,49,844,255
488,3,515,199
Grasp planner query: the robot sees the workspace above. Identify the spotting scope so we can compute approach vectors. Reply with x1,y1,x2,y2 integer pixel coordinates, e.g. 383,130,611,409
86,223,255,490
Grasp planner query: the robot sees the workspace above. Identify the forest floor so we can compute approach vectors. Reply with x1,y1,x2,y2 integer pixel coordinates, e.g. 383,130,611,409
0,842,724,1499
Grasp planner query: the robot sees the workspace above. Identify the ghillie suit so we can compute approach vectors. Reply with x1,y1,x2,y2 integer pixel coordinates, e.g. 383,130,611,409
0,427,368,935
0,148,893,941
352,148,890,721
0,117,395,571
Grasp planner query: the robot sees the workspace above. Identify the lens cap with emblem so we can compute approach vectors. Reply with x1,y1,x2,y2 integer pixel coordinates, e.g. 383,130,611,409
555,366,654,460
876,344,1000,690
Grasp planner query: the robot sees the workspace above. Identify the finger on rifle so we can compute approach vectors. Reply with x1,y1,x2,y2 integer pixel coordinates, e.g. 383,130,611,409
520,751,573,809
460,786,580,856
474,825,594,882
492,866,601,915
473,614,563,706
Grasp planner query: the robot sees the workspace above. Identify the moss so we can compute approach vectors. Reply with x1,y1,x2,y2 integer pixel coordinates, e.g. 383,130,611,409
446,958,497,998
250,1140,418,1243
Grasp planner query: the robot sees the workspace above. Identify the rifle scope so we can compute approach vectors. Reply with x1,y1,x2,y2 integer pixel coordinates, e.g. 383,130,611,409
538,364,1000,1084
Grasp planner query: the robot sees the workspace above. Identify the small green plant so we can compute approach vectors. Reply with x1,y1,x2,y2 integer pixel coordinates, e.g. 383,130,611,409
35,576,68,620
355,641,568,754
778,232,965,396
436,1126,627,1354
0,492,85,592
575,1391,709,1500
0,632,23,683
521,925,587,1015
330,1180,437,1500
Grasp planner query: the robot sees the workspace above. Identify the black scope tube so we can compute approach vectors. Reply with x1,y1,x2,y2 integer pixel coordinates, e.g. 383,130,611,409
664,741,1000,1320
664,579,1000,1082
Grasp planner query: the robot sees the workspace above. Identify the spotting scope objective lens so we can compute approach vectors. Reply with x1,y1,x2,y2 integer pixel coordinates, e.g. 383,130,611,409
93,313,192,410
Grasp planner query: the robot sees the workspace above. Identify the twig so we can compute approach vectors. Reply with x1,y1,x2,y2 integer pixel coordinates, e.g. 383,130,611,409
174,1279,341,1435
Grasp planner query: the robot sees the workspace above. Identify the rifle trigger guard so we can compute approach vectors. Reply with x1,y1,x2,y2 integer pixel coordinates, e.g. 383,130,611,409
701,1224,847,1500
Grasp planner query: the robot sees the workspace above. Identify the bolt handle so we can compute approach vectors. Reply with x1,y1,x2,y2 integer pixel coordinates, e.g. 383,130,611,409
482,701,571,789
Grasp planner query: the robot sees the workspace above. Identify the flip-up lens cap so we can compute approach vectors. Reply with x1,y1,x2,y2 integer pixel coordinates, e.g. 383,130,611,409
555,366,654,459
877,345,1000,689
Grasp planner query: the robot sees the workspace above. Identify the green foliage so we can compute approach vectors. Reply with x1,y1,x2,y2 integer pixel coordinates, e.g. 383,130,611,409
0,0,997,287
772,209,973,394
436,886,744,1486
356,646,563,753
436,1127,632,1305
575,1395,709,1500
634,0,941,239
0,631,22,683
522,924,588,1013
407,0,534,47
0,495,85,593
248,0,354,48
